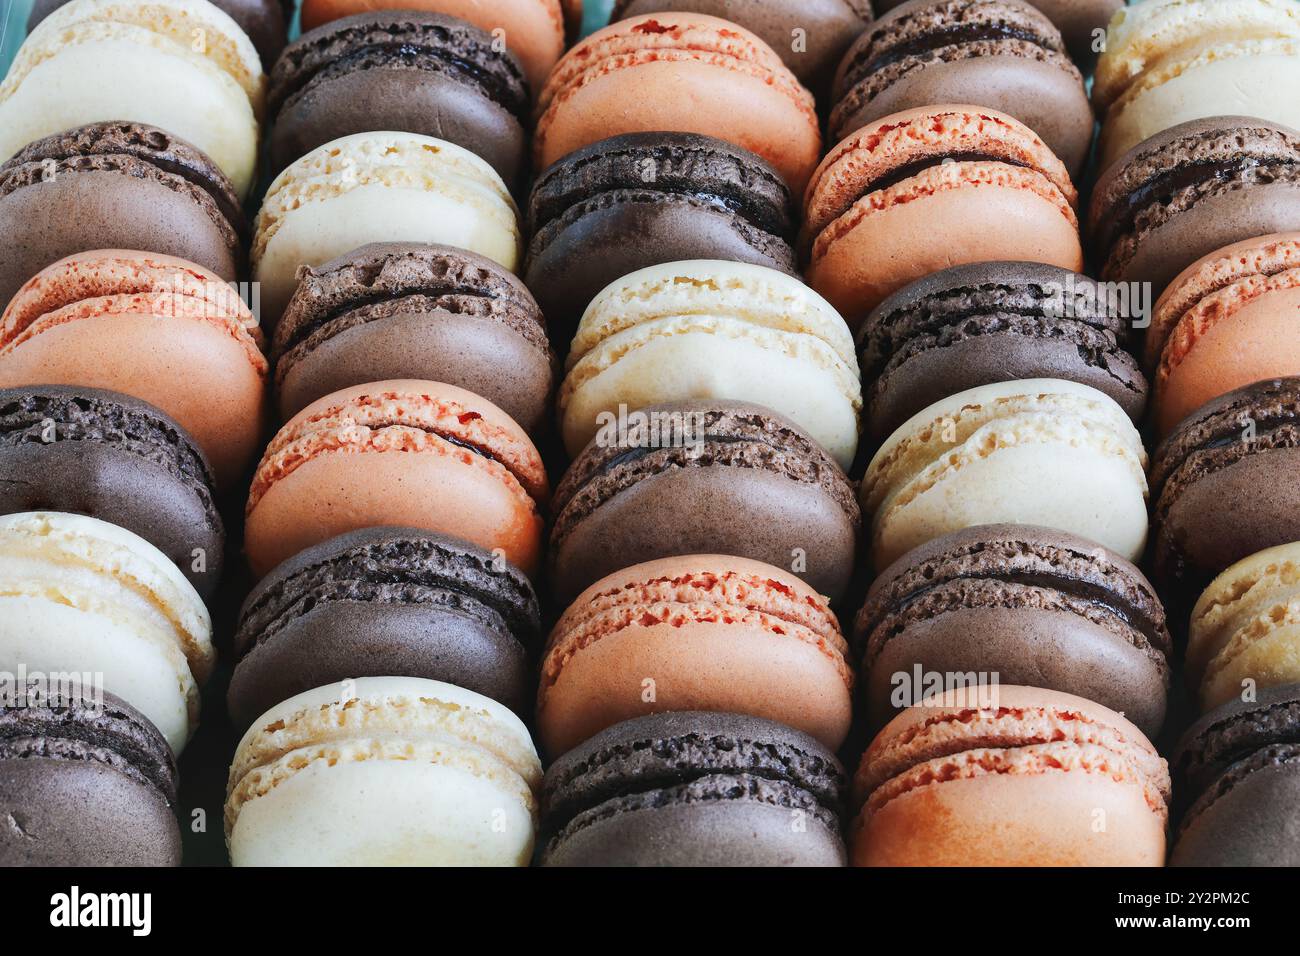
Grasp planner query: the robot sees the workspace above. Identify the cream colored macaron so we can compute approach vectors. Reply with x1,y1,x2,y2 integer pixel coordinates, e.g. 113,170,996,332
0,0,264,197
558,260,862,468
0,511,213,753
1094,0,1300,170
252,131,522,325
864,379,1149,570
225,676,542,866
1188,542,1300,713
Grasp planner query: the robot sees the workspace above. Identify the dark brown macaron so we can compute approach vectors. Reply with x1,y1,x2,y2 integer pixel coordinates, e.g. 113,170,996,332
1150,377,1300,616
0,121,246,312
273,242,555,431
0,688,180,867
267,11,530,183
1089,116,1300,296
854,523,1171,734
526,132,797,347
859,260,1147,440
228,526,542,727
832,0,1092,175
549,399,860,605
611,0,873,89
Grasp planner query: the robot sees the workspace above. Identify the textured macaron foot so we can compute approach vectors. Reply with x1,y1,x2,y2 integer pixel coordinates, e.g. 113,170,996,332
1171,684,1300,865
244,380,549,579
550,400,860,605
542,711,848,866
0,688,180,866
1089,117,1300,295
538,555,855,757
864,379,1149,570
273,243,554,430
860,261,1148,439
226,677,542,866
229,527,541,725
852,686,1170,865
802,105,1083,328
856,524,1171,734
526,132,798,339
0,121,247,311
267,12,529,183
831,0,1092,174
0,386,223,600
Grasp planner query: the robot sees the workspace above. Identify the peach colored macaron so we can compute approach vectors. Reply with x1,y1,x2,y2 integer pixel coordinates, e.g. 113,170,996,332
535,13,822,193
802,104,1083,330
1149,232,1300,436
0,250,267,489
537,554,854,758
243,380,548,579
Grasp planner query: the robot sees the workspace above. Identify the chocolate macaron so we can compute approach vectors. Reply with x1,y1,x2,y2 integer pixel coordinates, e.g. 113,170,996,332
0,688,180,867
860,261,1147,440
0,386,223,601
855,524,1171,734
0,121,246,312
1171,683,1300,866
1089,116,1300,295
550,400,860,605
273,243,554,430
831,0,1092,175
541,711,848,867
267,11,529,183
526,132,797,341
228,527,540,726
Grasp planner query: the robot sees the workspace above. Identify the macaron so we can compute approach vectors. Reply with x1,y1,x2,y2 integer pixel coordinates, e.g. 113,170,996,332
550,400,860,605
831,0,1092,175
541,711,848,867
267,11,529,183
1170,683,1300,866
29,0,290,66
228,527,541,727
0,386,223,601
0,688,180,866
860,261,1148,441
610,0,872,87
0,250,268,490
851,686,1171,866
0,121,246,312
1186,544,1300,715
226,677,543,866
1148,233,1300,436
558,260,862,469
273,242,554,431
1150,377,1300,610
1093,0,1300,172
0,512,214,754
855,524,1171,734
535,13,822,193
864,379,1149,571
525,132,798,340
1088,117,1300,294
0,0,266,198
802,105,1083,328
244,380,549,579
298,0,573,91
538,555,854,757
253,131,521,325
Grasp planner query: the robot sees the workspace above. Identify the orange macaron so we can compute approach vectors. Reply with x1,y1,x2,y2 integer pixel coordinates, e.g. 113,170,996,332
802,105,1083,329
243,380,548,579
0,250,267,489
537,554,854,758
535,12,822,193
1149,232,1300,436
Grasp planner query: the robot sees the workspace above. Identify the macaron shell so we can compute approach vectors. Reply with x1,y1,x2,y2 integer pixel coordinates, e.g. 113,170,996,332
1172,759,1300,866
